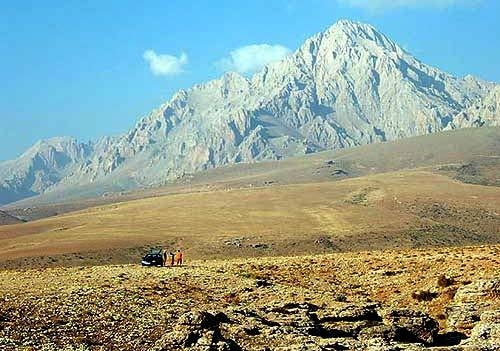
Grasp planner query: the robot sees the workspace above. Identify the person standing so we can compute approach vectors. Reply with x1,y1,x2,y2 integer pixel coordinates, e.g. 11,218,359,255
162,250,168,267
175,249,183,266
170,252,175,266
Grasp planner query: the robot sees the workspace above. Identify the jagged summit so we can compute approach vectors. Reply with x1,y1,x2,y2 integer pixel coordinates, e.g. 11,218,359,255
1,20,499,205
299,19,403,60
326,19,398,47
21,137,82,157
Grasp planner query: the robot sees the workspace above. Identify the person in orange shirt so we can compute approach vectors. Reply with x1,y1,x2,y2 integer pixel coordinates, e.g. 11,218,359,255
175,249,183,266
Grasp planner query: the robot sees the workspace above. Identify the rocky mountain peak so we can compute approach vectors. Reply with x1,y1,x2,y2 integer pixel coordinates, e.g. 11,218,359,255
302,19,403,61
327,19,395,45
0,20,498,205
19,136,91,166
22,136,76,156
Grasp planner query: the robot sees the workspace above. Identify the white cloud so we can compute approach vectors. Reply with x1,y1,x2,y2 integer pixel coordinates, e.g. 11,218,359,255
339,0,481,11
143,50,188,76
218,44,291,74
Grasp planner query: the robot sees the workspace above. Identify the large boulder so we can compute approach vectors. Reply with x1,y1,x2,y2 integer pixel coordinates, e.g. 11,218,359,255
459,309,500,350
446,279,500,335
156,310,241,351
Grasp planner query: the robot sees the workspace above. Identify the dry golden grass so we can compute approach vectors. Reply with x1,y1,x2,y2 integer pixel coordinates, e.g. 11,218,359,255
0,170,498,267
4,126,499,222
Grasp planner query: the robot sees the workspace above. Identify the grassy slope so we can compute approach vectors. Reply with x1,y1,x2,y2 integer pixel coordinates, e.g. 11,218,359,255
3,127,499,221
0,127,498,267
0,169,498,267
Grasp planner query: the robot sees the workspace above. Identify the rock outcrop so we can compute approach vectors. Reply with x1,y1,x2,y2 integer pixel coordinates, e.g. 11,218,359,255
461,309,500,350
158,300,500,350
157,311,241,351
446,279,500,335
1,20,499,205
448,85,500,129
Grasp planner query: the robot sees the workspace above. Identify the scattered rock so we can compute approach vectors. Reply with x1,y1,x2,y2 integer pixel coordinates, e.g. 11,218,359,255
314,236,337,249
224,237,245,247
334,293,348,302
358,324,396,342
250,243,269,249
178,311,231,330
2,249,499,350
270,302,320,314
255,278,272,288
382,270,402,277
243,326,260,336
331,169,348,176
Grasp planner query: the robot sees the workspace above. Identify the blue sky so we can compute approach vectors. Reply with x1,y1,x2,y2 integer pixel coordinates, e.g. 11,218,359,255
1,0,499,161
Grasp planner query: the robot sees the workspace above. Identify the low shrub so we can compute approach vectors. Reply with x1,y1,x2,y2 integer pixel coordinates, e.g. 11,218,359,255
412,290,438,302
437,275,455,288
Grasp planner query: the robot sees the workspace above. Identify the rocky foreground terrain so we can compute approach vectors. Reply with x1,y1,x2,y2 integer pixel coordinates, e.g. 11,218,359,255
0,245,498,350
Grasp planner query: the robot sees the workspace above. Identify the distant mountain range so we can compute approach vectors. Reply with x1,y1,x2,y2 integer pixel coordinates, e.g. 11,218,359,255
1,20,499,206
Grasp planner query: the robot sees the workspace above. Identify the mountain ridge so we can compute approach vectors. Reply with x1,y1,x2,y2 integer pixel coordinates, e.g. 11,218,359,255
3,126,498,221
1,19,499,205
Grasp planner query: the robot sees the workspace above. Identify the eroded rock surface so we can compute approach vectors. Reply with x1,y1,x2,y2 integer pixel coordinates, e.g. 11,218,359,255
159,302,499,350
446,279,500,335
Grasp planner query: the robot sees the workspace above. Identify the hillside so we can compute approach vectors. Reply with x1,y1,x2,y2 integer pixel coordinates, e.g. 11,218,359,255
0,20,498,206
3,126,499,222
0,210,23,225
0,168,498,269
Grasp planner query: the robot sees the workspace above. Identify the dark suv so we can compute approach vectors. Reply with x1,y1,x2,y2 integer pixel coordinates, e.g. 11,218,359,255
141,249,164,267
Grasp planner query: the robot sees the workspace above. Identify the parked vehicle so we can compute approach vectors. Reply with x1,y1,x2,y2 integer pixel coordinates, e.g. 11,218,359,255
141,249,164,267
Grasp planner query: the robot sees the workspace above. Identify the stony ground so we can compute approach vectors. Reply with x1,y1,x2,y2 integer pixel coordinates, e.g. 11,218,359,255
0,245,499,350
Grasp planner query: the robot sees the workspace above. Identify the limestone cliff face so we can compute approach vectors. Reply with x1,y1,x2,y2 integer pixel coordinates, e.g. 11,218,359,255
448,85,500,128
1,20,498,205
0,137,91,204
